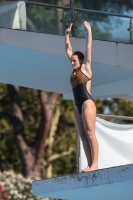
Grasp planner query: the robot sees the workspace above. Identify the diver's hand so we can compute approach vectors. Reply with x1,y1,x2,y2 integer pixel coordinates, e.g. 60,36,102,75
84,21,91,31
66,23,73,34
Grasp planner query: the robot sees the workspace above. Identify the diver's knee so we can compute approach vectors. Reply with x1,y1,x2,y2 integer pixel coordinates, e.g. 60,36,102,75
86,130,95,140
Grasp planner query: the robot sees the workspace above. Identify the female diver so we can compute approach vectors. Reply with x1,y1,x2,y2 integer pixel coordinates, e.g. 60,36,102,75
65,21,99,172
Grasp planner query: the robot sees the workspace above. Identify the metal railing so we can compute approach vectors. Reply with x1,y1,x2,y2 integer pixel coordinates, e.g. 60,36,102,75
25,0,133,39
25,0,133,18
0,0,132,42
96,114,133,121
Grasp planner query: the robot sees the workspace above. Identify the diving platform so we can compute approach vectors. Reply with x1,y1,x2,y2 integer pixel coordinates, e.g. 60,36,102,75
32,164,133,200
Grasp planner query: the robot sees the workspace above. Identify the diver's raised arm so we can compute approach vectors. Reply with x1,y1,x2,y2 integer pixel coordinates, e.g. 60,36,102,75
83,21,92,69
65,23,73,61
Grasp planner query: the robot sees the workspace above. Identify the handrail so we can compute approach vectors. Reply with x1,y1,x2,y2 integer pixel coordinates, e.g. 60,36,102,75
25,1,133,19
25,1,70,10
75,8,133,19
25,0,133,41
96,114,133,121
70,0,75,37
1,0,130,42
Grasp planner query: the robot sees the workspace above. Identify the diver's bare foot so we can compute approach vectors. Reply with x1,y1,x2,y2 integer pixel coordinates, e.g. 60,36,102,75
82,165,98,172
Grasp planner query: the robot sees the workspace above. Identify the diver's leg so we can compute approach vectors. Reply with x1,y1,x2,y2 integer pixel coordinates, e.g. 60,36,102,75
74,106,92,168
81,100,99,172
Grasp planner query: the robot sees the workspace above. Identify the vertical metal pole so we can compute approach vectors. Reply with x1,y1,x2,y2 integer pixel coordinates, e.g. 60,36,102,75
76,129,80,173
70,0,76,37
130,18,133,44
129,18,133,44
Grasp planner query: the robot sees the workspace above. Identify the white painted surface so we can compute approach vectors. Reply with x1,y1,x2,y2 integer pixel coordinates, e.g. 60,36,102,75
32,164,133,200
79,117,133,172
0,28,133,99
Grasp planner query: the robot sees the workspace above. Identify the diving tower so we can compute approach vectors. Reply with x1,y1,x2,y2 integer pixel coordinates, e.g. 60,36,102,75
0,1,133,200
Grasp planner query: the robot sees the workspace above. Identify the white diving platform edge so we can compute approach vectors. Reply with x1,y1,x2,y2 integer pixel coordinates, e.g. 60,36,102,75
32,163,133,200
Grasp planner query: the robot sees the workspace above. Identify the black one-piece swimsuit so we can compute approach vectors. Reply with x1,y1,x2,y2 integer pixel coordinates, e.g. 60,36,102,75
70,67,94,114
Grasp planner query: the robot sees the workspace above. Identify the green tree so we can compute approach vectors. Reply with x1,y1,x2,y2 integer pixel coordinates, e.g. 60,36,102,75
7,85,60,179
0,83,76,179
104,98,133,124
43,100,76,178
95,98,133,124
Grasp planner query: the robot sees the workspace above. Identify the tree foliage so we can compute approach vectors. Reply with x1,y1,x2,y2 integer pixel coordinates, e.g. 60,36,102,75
0,83,76,179
104,98,133,124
